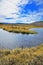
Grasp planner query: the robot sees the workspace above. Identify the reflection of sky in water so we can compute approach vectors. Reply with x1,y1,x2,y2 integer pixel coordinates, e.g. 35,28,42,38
0,28,43,49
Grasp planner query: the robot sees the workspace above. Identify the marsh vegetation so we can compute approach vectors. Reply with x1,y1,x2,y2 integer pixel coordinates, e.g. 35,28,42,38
0,23,43,65
0,23,39,34
0,44,43,65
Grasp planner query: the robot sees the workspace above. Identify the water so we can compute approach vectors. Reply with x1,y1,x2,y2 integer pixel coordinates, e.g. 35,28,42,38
0,28,43,49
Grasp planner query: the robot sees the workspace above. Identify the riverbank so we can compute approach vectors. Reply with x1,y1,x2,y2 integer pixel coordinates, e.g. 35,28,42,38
0,44,43,65
0,23,41,34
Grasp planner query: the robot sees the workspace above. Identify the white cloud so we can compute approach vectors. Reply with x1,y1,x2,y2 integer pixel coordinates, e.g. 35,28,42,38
18,12,42,23
19,0,29,5
0,0,29,15
0,0,31,16
0,11,43,23
0,0,20,15
0,0,43,23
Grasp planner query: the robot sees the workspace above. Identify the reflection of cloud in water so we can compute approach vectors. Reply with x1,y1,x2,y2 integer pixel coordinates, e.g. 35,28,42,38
0,28,43,49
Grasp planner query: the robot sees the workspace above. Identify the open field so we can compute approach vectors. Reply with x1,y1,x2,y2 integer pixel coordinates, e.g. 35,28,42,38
0,44,43,65
0,23,43,34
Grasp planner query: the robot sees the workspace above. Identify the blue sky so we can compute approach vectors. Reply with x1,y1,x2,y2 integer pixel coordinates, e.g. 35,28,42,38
0,0,43,23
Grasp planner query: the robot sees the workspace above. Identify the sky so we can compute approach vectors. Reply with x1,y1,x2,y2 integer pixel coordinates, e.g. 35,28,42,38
0,0,43,23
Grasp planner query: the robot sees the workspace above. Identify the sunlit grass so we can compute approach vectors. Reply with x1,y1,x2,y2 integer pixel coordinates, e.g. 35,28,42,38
0,24,39,34
0,44,43,65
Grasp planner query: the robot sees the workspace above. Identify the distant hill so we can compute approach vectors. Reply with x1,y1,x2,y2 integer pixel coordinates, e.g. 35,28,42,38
0,21,43,27
31,21,43,27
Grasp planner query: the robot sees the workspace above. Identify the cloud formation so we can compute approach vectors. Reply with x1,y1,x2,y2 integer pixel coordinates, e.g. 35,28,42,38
0,0,43,23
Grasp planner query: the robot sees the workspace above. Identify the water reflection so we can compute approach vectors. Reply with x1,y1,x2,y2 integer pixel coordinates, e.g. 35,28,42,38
0,28,43,49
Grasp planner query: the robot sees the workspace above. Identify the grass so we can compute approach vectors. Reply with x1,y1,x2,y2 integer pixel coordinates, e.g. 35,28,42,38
0,44,43,65
0,23,43,65
0,24,39,34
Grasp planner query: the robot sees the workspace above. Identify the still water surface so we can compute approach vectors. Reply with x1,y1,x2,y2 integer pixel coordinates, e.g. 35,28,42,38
0,28,43,49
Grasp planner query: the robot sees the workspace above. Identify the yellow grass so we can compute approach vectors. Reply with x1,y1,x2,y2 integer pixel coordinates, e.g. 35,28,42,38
0,44,43,65
0,24,39,34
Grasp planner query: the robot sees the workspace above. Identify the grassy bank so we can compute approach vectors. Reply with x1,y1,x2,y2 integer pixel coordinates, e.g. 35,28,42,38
0,44,43,65
0,24,39,34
